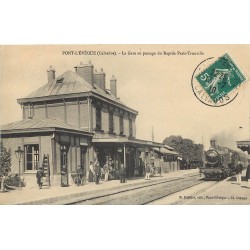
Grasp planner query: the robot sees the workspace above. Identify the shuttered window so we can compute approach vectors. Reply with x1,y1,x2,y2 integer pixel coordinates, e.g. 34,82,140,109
120,116,124,134
109,112,114,132
129,119,133,137
96,107,102,130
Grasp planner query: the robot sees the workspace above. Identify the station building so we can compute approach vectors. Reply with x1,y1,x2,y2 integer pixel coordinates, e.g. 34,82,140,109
0,61,180,187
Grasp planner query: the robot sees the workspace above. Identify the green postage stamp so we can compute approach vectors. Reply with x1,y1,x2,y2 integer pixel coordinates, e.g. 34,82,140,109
195,53,246,103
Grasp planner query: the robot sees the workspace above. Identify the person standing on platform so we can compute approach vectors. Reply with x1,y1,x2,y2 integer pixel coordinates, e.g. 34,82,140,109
94,162,101,184
103,162,109,182
246,163,250,188
159,157,164,176
76,165,83,186
0,171,8,192
61,165,68,187
89,161,94,182
145,163,151,180
114,160,119,179
119,163,126,183
235,161,243,185
36,167,44,189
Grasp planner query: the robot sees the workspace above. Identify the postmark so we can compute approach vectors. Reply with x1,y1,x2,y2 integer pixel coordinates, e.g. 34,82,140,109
191,54,247,107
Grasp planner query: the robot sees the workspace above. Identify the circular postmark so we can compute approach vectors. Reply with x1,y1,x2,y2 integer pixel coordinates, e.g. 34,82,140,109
191,56,241,107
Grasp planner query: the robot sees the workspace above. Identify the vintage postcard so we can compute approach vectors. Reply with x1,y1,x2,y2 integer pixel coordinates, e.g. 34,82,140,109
0,44,249,205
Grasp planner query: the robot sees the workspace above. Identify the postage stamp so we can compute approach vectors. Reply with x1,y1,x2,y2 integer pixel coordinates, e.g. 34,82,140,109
195,54,246,104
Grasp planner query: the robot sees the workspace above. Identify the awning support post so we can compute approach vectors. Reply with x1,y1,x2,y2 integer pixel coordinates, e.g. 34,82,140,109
123,144,126,168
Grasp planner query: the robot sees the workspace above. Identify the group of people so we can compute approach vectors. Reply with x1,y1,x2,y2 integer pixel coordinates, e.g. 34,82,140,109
35,160,250,189
88,160,127,184
145,163,159,180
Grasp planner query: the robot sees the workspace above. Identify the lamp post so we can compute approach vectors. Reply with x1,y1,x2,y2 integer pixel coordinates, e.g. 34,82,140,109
15,146,24,190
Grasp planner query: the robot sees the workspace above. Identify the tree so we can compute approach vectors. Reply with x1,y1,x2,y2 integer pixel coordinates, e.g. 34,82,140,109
163,135,203,163
0,142,11,176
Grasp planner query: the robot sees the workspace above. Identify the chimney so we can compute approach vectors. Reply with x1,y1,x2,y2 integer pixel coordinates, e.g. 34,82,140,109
110,75,117,98
74,61,94,86
47,65,55,83
210,140,216,148
94,68,106,90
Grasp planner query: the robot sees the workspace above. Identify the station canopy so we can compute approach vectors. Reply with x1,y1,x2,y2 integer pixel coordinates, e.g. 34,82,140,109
153,147,179,155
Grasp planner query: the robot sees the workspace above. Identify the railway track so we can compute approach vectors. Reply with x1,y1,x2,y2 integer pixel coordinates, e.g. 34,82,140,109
63,173,204,205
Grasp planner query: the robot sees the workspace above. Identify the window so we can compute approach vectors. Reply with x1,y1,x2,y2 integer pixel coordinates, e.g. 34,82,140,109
96,107,102,130
129,119,133,137
109,112,114,133
119,115,124,134
24,144,39,171
28,104,33,119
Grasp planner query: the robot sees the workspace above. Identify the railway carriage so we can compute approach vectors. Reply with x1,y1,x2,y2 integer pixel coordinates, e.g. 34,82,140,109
201,140,248,180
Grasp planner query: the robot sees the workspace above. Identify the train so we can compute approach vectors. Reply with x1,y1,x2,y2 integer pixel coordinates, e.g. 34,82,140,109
201,140,248,180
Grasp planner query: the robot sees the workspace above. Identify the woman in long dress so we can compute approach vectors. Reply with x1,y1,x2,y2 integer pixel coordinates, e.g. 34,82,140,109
61,165,68,187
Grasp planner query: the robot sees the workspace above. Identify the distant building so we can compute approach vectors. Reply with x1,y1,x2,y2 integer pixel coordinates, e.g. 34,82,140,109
0,61,180,187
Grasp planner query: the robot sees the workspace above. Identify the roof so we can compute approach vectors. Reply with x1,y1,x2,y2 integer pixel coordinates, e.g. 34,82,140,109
236,140,250,146
163,144,174,150
17,70,138,114
0,117,93,136
153,147,179,155
92,135,176,150
92,136,157,147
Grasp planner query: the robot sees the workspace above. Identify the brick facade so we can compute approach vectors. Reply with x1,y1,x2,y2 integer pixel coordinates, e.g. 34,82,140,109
47,104,64,121
33,105,46,118
66,103,78,127
21,93,137,138
80,101,89,130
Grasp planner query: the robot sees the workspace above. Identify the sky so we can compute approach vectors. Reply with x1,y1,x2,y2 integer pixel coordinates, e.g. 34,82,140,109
0,45,249,150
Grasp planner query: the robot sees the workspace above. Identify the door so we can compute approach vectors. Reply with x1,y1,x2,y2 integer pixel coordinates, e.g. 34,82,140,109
80,147,87,175
60,145,69,187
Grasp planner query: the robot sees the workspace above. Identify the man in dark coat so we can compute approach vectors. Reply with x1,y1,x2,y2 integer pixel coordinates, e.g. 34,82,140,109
94,162,101,184
246,163,250,188
36,167,44,189
119,163,126,183
76,165,83,186
235,162,243,185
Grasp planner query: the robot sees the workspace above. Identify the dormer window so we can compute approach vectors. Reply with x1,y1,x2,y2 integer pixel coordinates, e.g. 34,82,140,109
56,77,64,83
105,89,111,95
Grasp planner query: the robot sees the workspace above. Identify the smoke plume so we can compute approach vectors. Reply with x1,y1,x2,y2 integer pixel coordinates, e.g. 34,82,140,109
211,131,239,151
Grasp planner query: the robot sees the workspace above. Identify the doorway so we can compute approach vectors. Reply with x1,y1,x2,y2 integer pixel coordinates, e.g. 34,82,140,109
60,145,69,187
80,147,87,175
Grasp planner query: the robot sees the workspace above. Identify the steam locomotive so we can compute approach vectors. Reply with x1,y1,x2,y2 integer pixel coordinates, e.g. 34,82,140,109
201,140,248,180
